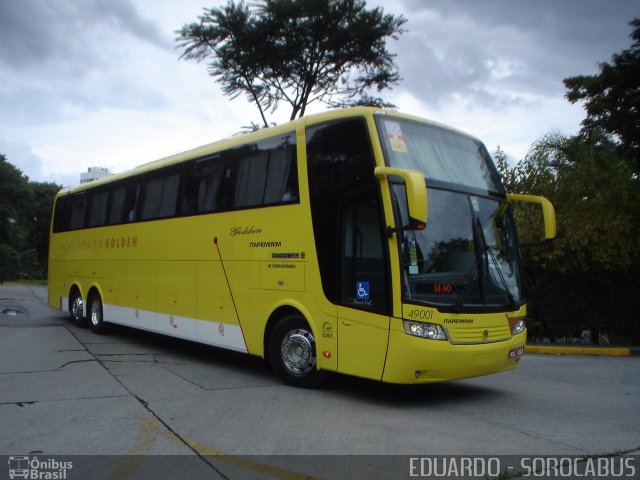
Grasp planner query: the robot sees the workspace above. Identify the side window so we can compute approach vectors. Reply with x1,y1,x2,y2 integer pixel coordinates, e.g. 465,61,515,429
109,183,139,224
194,155,228,213
158,174,179,217
235,151,269,208
233,136,298,209
179,169,200,215
234,145,298,208
306,118,389,312
339,194,388,312
109,187,127,224
265,147,297,204
69,194,87,230
52,196,69,233
88,190,109,228
141,177,163,220
187,132,298,214
141,173,179,220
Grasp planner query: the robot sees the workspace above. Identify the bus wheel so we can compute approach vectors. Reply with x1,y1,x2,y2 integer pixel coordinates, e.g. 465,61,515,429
69,289,87,327
88,292,108,334
268,314,325,388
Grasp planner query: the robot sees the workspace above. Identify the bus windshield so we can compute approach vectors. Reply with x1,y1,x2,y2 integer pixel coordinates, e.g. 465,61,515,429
395,188,523,311
376,116,504,195
376,116,522,311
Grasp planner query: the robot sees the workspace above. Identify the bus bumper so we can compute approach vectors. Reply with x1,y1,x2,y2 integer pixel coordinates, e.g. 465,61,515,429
382,328,527,384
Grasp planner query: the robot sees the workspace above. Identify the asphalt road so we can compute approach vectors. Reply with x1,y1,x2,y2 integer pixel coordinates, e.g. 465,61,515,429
1,284,638,479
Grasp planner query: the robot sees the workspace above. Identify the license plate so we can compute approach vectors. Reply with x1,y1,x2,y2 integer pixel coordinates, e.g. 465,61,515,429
509,346,525,358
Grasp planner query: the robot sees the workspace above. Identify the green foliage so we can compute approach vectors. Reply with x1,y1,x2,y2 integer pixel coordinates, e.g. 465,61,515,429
330,93,397,109
0,154,61,280
511,132,639,273
0,244,20,283
564,18,640,173
496,132,640,343
177,0,406,126
0,154,31,245
22,181,61,273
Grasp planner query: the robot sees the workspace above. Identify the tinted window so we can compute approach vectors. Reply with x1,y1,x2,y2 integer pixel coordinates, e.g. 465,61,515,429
69,194,87,230
141,177,163,220
109,184,139,224
235,152,269,207
141,174,179,220
306,118,389,312
88,191,109,228
51,132,299,232
186,132,298,214
52,197,68,233
265,147,297,204
159,174,179,217
109,187,127,224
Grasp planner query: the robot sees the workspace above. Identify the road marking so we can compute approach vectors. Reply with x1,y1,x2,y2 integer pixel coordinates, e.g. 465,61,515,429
525,345,631,356
106,418,323,480
183,436,324,480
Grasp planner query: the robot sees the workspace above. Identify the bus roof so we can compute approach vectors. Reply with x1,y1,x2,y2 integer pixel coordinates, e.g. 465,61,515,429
56,107,480,196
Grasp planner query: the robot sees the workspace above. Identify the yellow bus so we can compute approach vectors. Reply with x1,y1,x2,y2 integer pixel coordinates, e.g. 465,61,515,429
48,107,555,387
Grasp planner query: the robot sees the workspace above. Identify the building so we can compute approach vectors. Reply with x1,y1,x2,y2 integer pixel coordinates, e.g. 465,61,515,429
80,167,112,184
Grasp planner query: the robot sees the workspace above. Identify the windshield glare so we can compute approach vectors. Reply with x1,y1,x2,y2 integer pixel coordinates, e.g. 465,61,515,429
377,116,504,194
395,186,522,311
376,115,521,310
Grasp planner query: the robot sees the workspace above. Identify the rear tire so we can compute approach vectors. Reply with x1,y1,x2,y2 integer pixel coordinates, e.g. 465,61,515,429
87,292,108,334
268,314,325,388
69,289,87,327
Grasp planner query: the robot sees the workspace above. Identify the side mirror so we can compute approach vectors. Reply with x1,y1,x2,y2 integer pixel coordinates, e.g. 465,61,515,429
508,193,557,245
375,166,427,234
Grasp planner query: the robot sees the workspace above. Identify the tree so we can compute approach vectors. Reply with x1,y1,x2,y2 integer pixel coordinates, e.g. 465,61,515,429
497,133,640,343
21,181,61,276
177,0,406,126
564,18,640,172
0,154,61,280
519,132,638,273
330,93,397,109
0,244,20,284
0,154,31,247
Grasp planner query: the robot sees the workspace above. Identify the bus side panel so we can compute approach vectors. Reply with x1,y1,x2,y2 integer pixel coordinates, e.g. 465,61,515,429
47,260,69,312
196,261,248,353
47,234,105,312
246,289,339,372
156,261,197,339
337,307,390,381
107,260,156,331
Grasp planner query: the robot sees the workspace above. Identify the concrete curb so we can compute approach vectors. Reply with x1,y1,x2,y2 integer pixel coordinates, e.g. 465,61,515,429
525,344,639,357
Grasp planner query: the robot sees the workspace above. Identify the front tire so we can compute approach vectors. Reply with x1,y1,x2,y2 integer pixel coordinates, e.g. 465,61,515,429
87,292,108,334
268,314,325,388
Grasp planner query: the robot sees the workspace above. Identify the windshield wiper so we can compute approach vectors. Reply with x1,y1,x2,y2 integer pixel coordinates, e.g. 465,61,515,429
454,217,488,312
453,250,479,314
486,245,516,309
453,215,515,312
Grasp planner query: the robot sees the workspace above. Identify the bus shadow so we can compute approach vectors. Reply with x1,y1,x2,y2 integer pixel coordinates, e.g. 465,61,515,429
324,373,503,407
74,321,504,403
86,323,272,377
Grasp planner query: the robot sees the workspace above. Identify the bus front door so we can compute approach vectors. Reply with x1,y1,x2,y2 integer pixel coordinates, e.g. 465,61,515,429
336,196,391,380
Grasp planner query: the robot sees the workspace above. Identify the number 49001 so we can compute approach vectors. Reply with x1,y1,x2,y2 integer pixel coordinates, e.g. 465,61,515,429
406,309,433,321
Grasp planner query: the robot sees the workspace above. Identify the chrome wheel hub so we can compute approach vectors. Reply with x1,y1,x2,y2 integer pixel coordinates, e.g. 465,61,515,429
281,328,316,374
90,301,101,326
71,297,83,321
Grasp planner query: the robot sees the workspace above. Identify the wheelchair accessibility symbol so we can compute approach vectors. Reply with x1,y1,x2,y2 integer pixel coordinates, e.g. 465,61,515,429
355,281,370,301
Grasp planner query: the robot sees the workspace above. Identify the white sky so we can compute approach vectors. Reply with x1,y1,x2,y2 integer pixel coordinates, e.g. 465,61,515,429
1,0,638,187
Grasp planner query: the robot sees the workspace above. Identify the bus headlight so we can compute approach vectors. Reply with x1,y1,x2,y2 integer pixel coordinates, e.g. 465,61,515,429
403,321,447,340
508,316,526,336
